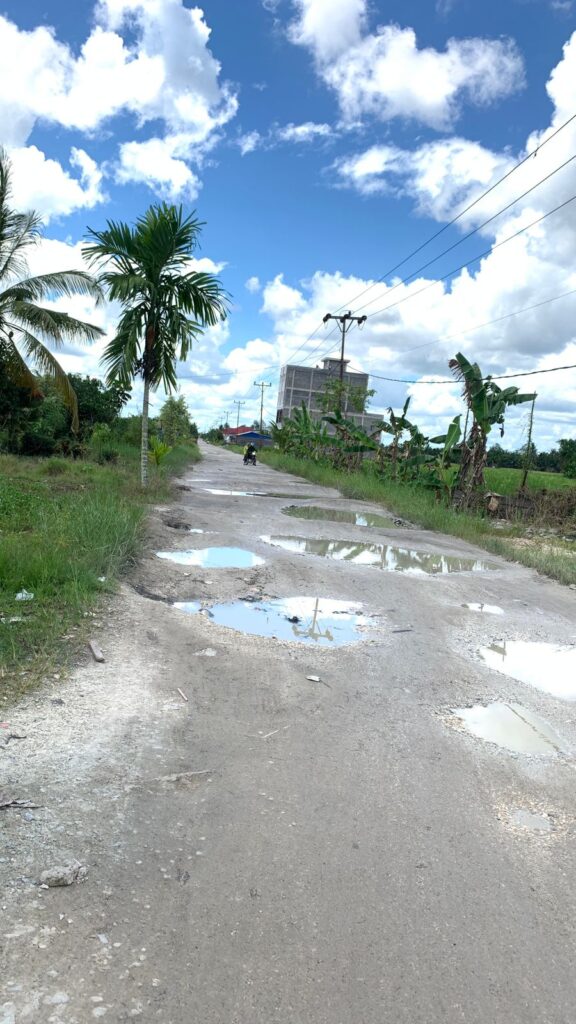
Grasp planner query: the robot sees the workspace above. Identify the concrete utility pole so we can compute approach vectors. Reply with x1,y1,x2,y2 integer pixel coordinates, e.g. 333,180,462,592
233,400,246,430
322,311,367,411
253,381,272,435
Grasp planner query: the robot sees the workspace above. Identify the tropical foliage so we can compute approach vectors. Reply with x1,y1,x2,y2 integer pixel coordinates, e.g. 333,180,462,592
0,150,104,430
83,203,228,485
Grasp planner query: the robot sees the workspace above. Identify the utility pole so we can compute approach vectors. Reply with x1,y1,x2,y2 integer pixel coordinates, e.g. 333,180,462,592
233,400,246,430
253,381,272,435
322,311,367,411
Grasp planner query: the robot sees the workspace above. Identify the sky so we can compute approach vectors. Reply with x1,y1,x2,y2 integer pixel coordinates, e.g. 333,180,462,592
2,0,576,447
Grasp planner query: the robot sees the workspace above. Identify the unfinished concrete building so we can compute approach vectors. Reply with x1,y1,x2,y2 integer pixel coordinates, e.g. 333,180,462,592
276,357,382,433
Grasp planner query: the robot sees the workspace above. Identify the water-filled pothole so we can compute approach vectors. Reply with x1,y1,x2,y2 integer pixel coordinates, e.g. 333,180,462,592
282,505,397,528
463,602,504,615
451,702,566,755
510,808,553,832
206,489,321,498
156,547,264,568
261,536,496,574
173,596,372,645
480,641,576,700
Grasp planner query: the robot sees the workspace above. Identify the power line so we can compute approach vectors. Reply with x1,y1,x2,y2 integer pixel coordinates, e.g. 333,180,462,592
364,191,576,321
329,111,576,316
355,362,576,386
352,152,576,316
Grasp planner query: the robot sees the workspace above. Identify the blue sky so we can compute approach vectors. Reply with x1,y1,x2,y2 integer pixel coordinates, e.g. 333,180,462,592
2,0,576,444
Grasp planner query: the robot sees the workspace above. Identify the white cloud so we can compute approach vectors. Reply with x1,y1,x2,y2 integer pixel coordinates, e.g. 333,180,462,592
116,138,201,199
237,131,263,156
261,274,307,317
277,121,333,142
0,1,237,201
289,1,524,128
189,257,227,275
246,276,262,293
289,0,367,62
8,146,106,221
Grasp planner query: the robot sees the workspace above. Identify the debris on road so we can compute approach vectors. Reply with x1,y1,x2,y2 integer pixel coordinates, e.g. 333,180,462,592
177,687,189,702
15,589,34,601
39,861,88,887
306,675,321,682
0,794,39,810
193,648,217,657
88,640,105,663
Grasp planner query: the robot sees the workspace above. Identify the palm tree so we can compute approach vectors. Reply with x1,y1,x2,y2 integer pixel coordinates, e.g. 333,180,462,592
0,150,105,430
83,203,228,486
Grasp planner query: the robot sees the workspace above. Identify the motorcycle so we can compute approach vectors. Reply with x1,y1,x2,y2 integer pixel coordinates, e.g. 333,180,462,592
243,451,257,466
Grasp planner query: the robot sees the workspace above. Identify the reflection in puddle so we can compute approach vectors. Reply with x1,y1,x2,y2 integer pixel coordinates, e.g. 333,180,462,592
206,489,321,498
156,547,264,568
173,596,371,646
261,536,495,574
480,641,576,700
510,809,553,832
463,602,504,615
452,702,566,755
282,505,396,528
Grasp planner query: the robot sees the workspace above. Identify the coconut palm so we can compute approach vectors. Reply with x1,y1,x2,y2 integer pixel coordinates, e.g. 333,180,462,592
0,150,104,431
83,203,228,486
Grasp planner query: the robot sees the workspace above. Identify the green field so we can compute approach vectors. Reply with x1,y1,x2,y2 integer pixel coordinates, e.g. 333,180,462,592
484,467,576,493
0,444,200,703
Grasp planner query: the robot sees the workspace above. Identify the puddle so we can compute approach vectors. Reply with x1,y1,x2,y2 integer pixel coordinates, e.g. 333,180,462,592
480,641,576,700
451,702,566,755
282,505,396,528
156,547,265,568
173,596,372,646
463,602,504,615
510,808,553,832
261,536,496,574
206,489,321,498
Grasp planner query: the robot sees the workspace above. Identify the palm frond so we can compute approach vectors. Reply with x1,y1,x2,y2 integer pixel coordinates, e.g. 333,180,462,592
0,329,41,394
4,270,105,304
16,328,79,430
11,301,104,346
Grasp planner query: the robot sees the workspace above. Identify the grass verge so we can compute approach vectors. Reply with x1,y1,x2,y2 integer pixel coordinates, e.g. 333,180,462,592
256,450,576,588
0,443,201,706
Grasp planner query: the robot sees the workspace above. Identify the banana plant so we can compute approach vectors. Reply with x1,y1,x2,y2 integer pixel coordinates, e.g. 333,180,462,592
380,397,414,479
422,415,462,498
449,353,535,496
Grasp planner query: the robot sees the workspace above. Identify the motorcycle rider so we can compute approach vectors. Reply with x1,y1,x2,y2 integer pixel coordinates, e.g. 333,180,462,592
243,442,257,464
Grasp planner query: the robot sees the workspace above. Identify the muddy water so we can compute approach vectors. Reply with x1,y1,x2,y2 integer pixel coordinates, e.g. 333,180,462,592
282,505,397,528
156,547,265,568
452,702,567,755
261,536,496,575
463,602,504,615
206,489,321,498
480,641,576,700
173,596,372,646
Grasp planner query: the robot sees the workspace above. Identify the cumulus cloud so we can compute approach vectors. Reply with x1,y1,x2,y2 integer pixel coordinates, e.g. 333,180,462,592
276,121,332,142
0,1,237,203
8,146,106,221
246,276,262,293
237,121,334,155
289,0,524,128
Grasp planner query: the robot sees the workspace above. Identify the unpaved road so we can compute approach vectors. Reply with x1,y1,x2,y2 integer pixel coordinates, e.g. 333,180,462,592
2,442,576,1023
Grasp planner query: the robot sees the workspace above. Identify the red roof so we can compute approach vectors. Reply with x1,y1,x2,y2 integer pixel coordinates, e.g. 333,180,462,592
224,425,252,435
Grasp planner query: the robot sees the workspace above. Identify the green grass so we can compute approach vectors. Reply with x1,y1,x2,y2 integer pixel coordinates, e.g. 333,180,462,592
0,442,200,705
256,450,576,588
484,467,576,494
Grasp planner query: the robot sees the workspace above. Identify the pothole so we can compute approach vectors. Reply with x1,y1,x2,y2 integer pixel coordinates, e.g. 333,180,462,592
281,505,398,528
261,536,496,574
450,702,567,755
206,489,322,498
463,602,504,615
156,547,265,568
173,596,373,646
480,641,576,700
509,808,553,832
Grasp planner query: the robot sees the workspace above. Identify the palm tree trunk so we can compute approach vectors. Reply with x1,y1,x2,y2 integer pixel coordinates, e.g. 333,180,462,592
141,377,150,488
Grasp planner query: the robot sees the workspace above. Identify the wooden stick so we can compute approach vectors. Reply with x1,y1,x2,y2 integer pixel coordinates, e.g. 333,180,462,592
177,688,189,702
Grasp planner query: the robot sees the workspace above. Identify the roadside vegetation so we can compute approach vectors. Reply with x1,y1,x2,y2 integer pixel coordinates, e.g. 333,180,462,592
0,151,223,703
257,358,576,588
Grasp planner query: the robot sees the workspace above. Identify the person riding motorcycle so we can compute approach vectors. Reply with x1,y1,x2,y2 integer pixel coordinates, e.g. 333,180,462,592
243,442,257,465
